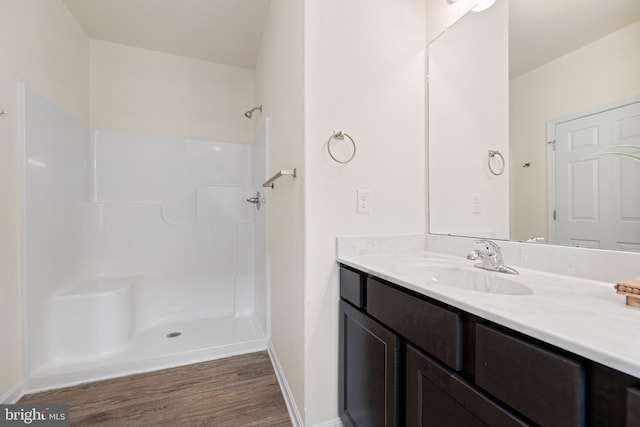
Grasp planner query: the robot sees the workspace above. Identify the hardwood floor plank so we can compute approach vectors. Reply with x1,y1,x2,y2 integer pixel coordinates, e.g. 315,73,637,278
19,352,292,427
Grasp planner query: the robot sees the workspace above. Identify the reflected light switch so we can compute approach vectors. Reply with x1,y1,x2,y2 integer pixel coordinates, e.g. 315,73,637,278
472,193,481,214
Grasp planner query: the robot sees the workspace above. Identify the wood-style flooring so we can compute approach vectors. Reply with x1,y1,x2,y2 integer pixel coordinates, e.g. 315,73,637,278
19,351,292,427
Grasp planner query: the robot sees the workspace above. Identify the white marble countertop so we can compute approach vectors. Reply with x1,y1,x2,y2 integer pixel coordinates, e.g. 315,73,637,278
338,250,640,379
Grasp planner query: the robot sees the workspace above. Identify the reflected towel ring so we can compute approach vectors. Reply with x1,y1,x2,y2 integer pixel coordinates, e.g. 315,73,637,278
327,131,356,164
488,150,505,176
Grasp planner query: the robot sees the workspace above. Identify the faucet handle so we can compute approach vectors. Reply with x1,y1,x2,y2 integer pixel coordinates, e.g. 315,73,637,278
475,239,501,252
466,250,480,261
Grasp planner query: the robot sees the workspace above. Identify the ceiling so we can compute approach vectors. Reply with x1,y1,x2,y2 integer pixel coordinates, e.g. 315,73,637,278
63,0,639,76
510,0,640,78
62,0,272,69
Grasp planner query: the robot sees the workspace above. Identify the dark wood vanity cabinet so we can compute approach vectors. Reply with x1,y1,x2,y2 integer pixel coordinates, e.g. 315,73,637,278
338,265,640,427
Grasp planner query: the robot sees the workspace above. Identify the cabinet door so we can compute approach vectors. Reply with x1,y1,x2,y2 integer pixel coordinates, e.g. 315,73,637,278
339,301,399,427
406,345,529,427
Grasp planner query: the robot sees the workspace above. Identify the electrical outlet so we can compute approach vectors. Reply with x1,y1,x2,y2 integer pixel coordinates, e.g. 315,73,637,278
357,190,371,214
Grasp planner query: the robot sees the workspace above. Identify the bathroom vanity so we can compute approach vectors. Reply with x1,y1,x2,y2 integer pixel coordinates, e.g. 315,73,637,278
337,241,640,427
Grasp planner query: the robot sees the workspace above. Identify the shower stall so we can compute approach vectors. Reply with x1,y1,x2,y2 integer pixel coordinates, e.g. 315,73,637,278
20,86,268,391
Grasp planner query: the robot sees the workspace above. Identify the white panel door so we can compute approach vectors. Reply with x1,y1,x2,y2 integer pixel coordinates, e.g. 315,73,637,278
554,101,640,250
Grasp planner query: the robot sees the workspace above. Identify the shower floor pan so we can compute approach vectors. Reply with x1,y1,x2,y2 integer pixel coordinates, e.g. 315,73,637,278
27,276,267,393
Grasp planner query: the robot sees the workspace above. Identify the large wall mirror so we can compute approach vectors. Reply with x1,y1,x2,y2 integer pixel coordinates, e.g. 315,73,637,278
428,0,640,251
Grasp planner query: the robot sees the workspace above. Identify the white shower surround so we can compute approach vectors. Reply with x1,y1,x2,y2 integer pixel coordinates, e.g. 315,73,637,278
20,86,268,392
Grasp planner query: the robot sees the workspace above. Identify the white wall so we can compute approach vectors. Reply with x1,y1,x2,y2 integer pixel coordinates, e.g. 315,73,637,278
510,20,640,241
0,55,22,403
0,0,89,400
0,0,90,122
253,2,428,425
428,0,509,239
426,0,478,43
304,0,426,424
255,0,306,423
90,39,256,143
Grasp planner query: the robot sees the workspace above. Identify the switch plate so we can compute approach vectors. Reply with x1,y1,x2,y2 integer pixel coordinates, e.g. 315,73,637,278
357,190,371,214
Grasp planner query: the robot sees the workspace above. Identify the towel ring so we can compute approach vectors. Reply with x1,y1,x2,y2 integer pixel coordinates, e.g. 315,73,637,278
488,150,505,176
327,131,356,164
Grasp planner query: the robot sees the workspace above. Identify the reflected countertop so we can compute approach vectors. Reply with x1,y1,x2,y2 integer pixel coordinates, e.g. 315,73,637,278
338,250,640,379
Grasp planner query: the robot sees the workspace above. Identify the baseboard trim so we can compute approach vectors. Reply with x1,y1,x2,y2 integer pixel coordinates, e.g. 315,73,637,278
267,343,303,427
1,383,23,404
309,417,345,427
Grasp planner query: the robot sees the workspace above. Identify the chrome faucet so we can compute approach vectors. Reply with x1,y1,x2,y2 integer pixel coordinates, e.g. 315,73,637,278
466,239,519,275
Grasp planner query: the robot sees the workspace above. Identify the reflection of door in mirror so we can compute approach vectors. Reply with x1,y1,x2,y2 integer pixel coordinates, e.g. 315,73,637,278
549,101,640,250
509,11,640,247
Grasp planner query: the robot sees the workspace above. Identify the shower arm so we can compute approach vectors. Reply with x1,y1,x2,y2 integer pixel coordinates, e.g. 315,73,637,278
263,169,297,189
244,105,263,118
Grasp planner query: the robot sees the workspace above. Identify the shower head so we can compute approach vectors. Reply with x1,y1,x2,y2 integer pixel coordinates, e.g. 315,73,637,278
244,105,263,119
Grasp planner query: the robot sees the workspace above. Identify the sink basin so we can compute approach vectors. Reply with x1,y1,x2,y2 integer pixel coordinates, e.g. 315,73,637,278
388,257,457,275
391,261,533,296
426,266,533,295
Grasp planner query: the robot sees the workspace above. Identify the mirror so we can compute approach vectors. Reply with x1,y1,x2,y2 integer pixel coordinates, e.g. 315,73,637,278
428,0,640,250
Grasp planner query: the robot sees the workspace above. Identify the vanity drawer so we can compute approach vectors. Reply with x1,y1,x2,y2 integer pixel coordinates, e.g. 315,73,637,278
627,387,640,427
367,277,462,370
340,267,365,308
476,324,585,427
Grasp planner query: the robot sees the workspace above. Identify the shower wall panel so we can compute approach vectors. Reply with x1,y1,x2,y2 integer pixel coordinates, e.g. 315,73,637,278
252,120,268,334
88,131,255,329
92,131,251,221
23,87,91,374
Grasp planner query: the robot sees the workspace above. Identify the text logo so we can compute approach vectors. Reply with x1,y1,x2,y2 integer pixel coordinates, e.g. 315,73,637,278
0,405,69,427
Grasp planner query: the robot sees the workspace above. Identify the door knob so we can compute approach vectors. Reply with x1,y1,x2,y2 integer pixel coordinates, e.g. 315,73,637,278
246,191,265,210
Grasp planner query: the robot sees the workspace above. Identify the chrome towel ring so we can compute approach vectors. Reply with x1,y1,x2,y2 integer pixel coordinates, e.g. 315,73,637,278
327,131,356,164
488,150,505,176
